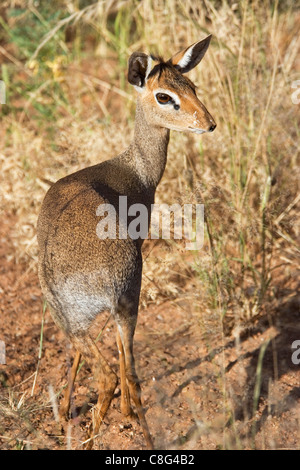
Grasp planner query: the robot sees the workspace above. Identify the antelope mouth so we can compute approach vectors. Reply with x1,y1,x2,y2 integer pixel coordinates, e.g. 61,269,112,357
188,127,206,134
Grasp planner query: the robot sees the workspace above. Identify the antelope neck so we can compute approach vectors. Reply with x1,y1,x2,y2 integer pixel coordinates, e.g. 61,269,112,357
130,97,170,190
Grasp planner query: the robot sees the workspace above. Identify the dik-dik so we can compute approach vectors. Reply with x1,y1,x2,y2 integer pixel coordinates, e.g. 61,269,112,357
37,35,216,449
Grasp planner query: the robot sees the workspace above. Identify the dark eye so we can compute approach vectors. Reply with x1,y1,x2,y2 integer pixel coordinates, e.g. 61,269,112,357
156,93,172,104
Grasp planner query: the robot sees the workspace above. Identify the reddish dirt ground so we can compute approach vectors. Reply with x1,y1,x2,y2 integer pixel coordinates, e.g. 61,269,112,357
0,211,300,450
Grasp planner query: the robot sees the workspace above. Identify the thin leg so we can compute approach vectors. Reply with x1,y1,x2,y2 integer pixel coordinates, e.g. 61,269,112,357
70,334,118,450
118,321,154,450
116,328,132,416
59,350,81,418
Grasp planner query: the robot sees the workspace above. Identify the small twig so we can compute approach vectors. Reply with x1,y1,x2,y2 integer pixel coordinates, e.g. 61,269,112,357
31,301,47,396
274,193,300,226
0,46,31,76
83,77,110,117
251,338,271,446
18,79,53,124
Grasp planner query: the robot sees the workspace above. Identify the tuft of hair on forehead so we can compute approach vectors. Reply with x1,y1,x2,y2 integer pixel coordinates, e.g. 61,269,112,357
148,55,197,93
150,54,165,63
148,56,171,80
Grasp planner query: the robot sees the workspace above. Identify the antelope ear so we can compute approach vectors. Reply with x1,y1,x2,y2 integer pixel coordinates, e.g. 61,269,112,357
128,52,152,90
170,35,212,74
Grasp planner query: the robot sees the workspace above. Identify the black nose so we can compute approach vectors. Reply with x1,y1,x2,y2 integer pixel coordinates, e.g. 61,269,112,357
209,123,216,132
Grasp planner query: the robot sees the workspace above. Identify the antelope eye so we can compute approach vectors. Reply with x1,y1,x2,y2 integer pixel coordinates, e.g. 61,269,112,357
156,93,172,104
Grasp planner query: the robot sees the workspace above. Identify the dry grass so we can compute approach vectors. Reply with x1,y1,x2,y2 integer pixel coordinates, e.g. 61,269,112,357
0,0,299,450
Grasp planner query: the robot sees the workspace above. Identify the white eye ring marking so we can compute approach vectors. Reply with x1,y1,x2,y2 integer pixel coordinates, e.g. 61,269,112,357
154,89,181,109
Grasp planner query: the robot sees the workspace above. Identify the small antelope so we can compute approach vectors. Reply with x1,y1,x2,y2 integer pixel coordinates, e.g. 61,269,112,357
37,35,216,450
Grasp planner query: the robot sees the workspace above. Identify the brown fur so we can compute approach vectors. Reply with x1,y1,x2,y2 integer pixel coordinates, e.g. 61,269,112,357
37,37,215,449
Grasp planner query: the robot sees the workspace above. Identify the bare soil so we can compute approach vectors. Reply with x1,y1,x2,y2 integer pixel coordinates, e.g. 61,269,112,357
0,209,299,451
